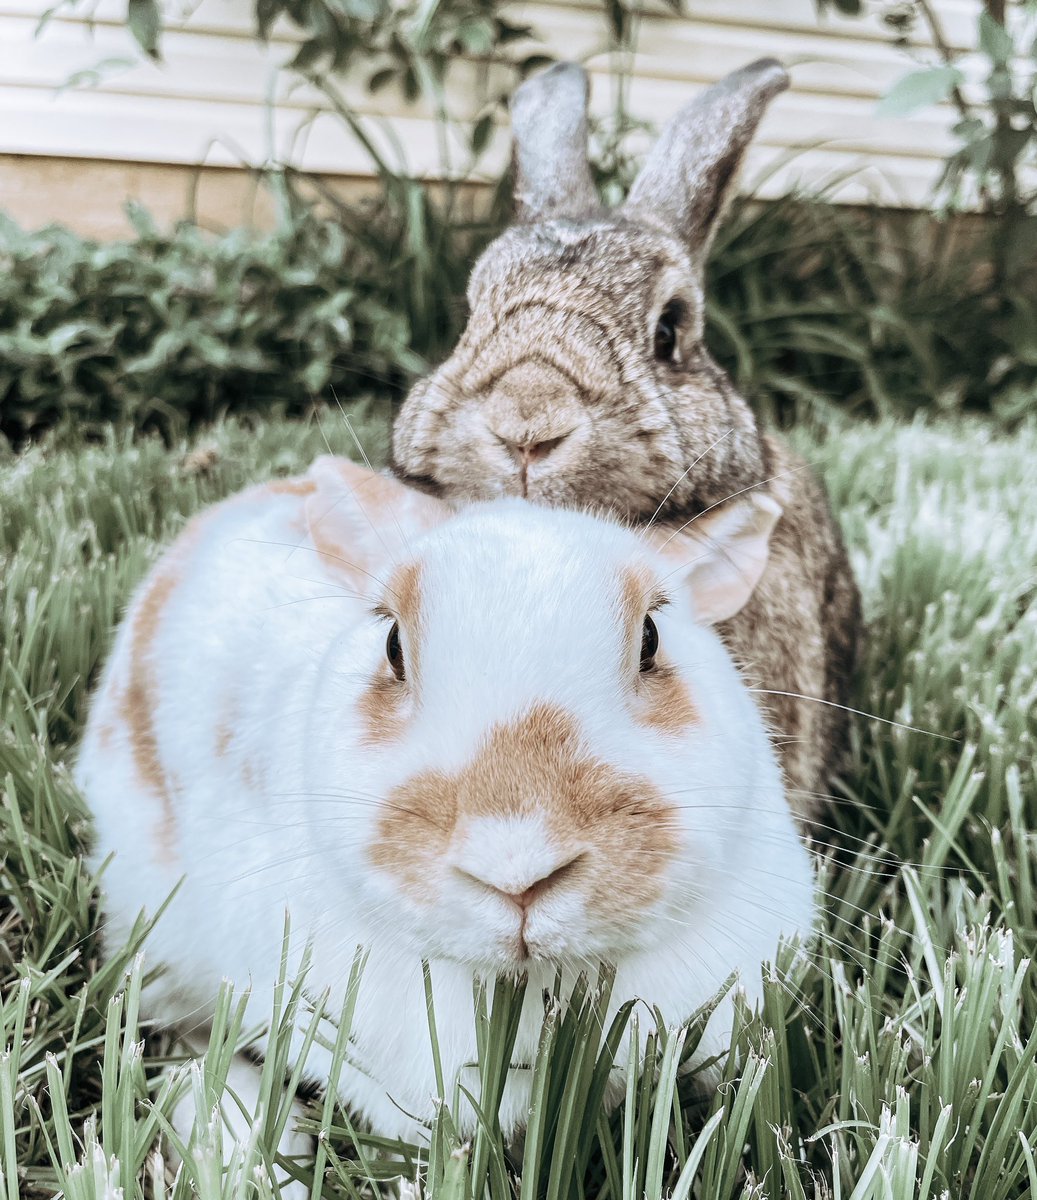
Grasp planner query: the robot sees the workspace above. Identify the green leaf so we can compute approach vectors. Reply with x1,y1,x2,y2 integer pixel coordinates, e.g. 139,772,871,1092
289,38,327,72
56,56,135,93
367,66,397,93
520,53,554,77
815,0,863,13
126,0,161,59
470,113,494,156
979,10,1014,69
877,65,963,116
457,17,496,56
254,0,280,40
497,21,535,44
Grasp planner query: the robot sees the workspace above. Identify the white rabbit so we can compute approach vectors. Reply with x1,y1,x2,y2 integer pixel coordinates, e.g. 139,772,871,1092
76,456,816,1184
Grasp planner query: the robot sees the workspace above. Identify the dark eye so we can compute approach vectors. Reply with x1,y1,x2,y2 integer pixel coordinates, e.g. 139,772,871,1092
653,299,684,363
640,615,659,671
386,622,405,681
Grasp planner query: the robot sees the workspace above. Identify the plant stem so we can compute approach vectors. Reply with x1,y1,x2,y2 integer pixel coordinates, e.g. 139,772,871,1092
914,0,973,124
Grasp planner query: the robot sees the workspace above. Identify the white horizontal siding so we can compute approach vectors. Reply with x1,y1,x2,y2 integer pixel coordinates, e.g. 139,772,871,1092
0,0,982,207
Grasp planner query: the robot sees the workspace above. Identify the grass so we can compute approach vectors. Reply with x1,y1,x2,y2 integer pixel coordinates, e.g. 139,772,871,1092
1,409,1036,1198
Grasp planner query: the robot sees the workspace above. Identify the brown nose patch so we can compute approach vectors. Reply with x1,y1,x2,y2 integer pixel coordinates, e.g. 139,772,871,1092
368,703,676,922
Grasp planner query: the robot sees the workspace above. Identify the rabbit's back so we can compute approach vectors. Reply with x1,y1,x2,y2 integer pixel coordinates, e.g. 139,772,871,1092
76,477,356,1017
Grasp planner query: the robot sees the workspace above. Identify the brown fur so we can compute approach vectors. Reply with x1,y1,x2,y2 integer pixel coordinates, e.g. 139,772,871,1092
638,667,699,737
358,562,422,743
114,478,316,859
120,565,180,861
619,568,699,735
358,675,408,746
369,703,675,918
392,61,862,824
265,478,317,497
618,566,656,646
388,562,423,639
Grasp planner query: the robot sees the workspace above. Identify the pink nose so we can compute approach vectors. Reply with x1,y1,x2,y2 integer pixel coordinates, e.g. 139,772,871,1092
499,882,542,912
496,432,570,467
454,854,584,911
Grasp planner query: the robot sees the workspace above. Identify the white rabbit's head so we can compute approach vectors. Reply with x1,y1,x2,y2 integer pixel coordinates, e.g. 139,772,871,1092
300,460,811,971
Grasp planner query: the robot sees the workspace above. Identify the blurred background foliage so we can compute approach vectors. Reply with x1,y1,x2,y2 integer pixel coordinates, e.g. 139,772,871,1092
2,0,1037,447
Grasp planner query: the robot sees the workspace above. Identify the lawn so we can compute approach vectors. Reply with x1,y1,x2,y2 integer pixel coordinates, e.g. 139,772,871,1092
1,411,1035,1199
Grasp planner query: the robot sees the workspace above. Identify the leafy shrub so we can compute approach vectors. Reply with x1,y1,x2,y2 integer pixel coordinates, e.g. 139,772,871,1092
3,175,1036,448
0,203,422,446
708,194,1037,427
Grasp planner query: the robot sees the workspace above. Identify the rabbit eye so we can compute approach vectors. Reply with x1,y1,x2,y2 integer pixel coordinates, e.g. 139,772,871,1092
386,622,405,681
640,615,659,671
653,300,684,363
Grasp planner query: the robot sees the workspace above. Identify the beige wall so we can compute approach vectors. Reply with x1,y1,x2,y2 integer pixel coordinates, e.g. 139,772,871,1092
0,0,981,236
0,155,387,237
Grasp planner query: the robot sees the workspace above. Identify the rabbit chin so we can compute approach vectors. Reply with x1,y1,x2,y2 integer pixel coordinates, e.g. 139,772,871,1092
390,879,670,972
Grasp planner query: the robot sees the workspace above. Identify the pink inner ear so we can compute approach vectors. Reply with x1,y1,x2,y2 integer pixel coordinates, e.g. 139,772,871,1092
643,492,782,625
303,456,449,588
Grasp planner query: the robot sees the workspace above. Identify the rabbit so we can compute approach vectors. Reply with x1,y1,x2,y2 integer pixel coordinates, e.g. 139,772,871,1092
77,455,816,1189
392,59,863,823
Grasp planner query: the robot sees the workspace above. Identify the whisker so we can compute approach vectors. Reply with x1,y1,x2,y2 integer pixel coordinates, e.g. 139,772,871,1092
644,429,735,530
328,391,418,561
748,689,958,742
656,460,815,550
232,536,401,602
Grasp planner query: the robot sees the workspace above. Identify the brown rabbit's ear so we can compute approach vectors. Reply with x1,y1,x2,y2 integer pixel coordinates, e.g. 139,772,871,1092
647,490,782,625
304,457,448,589
622,58,789,265
510,62,598,222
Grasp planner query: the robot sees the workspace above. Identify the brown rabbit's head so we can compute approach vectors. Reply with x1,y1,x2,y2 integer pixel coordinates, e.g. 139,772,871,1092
392,59,789,520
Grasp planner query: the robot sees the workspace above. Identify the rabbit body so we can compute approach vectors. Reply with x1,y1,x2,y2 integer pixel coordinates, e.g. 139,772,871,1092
393,62,863,819
78,457,815,1152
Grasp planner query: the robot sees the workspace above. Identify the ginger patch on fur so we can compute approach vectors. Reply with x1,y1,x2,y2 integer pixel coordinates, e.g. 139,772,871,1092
360,561,422,744
264,478,317,498
369,703,675,917
618,566,696,735
358,676,408,746
637,667,699,736
120,565,180,862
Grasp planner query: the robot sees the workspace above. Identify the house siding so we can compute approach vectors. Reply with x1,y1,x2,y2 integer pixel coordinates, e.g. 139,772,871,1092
0,0,981,232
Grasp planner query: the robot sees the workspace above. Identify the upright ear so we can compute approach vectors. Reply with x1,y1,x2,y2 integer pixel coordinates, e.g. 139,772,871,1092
304,457,449,591
647,490,783,625
510,61,599,222
622,58,788,266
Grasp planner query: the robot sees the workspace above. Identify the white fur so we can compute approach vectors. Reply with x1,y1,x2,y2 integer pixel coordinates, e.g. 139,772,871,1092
77,463,816,1161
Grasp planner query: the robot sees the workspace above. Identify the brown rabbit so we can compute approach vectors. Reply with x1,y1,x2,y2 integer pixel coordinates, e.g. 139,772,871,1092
392,60,862,822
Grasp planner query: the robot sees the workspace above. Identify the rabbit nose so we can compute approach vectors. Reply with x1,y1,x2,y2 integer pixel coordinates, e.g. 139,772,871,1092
454,853,584,911
497,432,570,467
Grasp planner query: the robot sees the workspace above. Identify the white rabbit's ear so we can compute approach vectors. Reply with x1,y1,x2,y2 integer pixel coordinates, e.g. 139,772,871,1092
647,490,782,624
622,59,788,267
511,62,599,222
304,457,448,589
